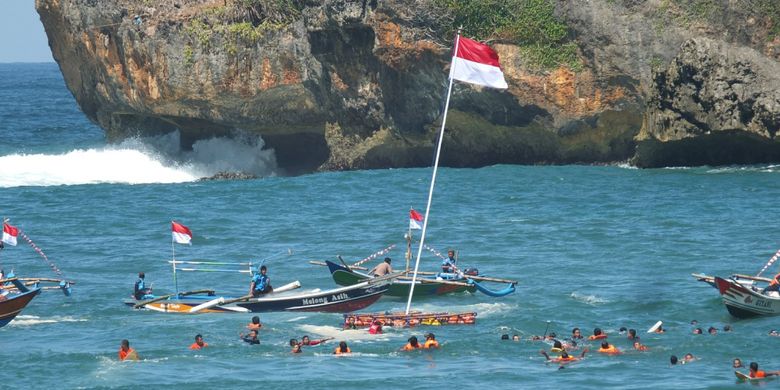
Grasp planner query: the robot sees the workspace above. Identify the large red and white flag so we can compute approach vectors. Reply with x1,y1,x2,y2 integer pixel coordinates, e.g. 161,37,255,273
171,221,192,245
2,222,18,246
450,36,508,89
409,209,423,230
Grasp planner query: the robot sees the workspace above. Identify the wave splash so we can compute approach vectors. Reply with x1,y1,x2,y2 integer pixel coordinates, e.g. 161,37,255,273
0,131,277,187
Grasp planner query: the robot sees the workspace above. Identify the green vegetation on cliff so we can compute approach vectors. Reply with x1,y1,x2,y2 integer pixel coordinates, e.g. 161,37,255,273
433,0,581,71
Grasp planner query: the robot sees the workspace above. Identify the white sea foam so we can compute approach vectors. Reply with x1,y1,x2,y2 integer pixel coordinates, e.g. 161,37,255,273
0,130,276,188
286,316,308,322
10,315,88,326
569,292,609,305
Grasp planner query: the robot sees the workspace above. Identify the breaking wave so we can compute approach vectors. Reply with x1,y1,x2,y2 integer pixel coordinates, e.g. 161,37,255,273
569,292,609,305
0,131,277,188
10,315,88,326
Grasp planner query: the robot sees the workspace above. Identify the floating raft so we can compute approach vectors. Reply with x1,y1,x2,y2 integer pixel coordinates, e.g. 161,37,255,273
343,311,476,328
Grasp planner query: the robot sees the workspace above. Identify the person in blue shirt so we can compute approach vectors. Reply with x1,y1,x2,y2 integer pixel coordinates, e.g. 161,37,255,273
441,250,458,273
134,272,153,300
249,265,273,297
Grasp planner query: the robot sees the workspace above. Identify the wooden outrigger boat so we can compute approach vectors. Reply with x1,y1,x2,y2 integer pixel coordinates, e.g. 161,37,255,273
126,277,393,314
714,275,780,318
343,311,476,328
0,278,41,327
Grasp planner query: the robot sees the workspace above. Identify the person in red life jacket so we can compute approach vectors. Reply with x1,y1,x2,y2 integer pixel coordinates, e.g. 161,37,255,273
540,348,588,364
597,341,620,354
627,329,637,340
588,328,607,340
368,320,383,334
749,362,780,378
118,339,139,361
334,341,351,355
189,334,208,350
247,316,262,331
300,335,333,346
401,336,423,351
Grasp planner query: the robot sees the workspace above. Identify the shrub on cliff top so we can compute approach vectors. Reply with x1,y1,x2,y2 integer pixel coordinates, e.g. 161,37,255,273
432,0,581,71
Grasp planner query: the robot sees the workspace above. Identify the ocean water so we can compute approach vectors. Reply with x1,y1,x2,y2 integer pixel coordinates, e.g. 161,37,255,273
2,63,780,389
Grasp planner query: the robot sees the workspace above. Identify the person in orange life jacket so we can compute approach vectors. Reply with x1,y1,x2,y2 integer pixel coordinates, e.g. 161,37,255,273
369,258,393,277
424,333,440,349
334,341,351,355
540,348,588,363
118,339,139,361
189,334,208,350
402,336,422,351
749,362,780,378
442,250,457,273
588,328,607,340
369,320,383,334
627,329,637,340
763,273,780,293
249,265,273,297
301,335,333,346
247,316,262,331
597,341,620,354
134,272,153,300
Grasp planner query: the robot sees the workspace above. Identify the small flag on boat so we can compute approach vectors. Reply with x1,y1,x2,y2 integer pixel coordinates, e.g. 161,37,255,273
450,36,508,89
409,209,423,230
172,221,192,245
2,222,18,246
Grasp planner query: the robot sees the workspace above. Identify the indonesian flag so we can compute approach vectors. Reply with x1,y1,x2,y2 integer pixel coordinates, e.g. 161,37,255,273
409,209,423,230
450,36,508,89
2,222,18,246
171,221,192,245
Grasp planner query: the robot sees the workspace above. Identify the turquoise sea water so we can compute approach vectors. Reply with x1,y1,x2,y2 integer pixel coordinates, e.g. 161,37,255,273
2,63,780,389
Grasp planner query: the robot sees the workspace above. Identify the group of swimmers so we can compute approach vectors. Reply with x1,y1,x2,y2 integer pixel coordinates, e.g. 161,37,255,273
118,315,442,360
500,323,777,378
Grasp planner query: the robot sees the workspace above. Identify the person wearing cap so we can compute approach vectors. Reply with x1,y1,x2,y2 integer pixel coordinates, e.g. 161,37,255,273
249,265,273,297
133,272,153,300
424,333,440,349
369,257,393,277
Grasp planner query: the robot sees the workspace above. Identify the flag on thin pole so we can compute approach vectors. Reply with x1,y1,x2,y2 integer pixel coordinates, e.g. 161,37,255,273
2,222,18,246
409,209,423,230
172,221,192,245
450,36,508,89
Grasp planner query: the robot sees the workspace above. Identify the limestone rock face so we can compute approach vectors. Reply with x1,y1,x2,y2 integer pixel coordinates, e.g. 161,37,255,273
637,38,780,167
34,0,780,172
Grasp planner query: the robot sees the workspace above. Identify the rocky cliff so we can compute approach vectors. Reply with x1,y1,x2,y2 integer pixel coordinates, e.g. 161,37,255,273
35,0,780,173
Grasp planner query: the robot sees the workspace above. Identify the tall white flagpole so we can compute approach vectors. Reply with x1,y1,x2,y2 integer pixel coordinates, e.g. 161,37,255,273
171,221,179,295
405,31,462,315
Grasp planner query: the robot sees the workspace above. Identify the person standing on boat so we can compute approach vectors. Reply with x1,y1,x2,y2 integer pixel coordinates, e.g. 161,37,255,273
442,250,458,273
369,257,393,277
133,272,152,300
249,265,273,297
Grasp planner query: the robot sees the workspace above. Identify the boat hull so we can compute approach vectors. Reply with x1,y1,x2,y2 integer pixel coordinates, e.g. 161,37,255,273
126,282,388,314
0,287,41,327
327,260,475,297
715,276,780,318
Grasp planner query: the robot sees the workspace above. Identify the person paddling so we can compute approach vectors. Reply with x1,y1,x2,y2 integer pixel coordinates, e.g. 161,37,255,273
749,362,780,378
118,339,139,361
249,265,273,297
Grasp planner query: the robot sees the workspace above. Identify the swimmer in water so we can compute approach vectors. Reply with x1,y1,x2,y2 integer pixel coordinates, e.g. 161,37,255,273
597,341,621,354
539,348,588,364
